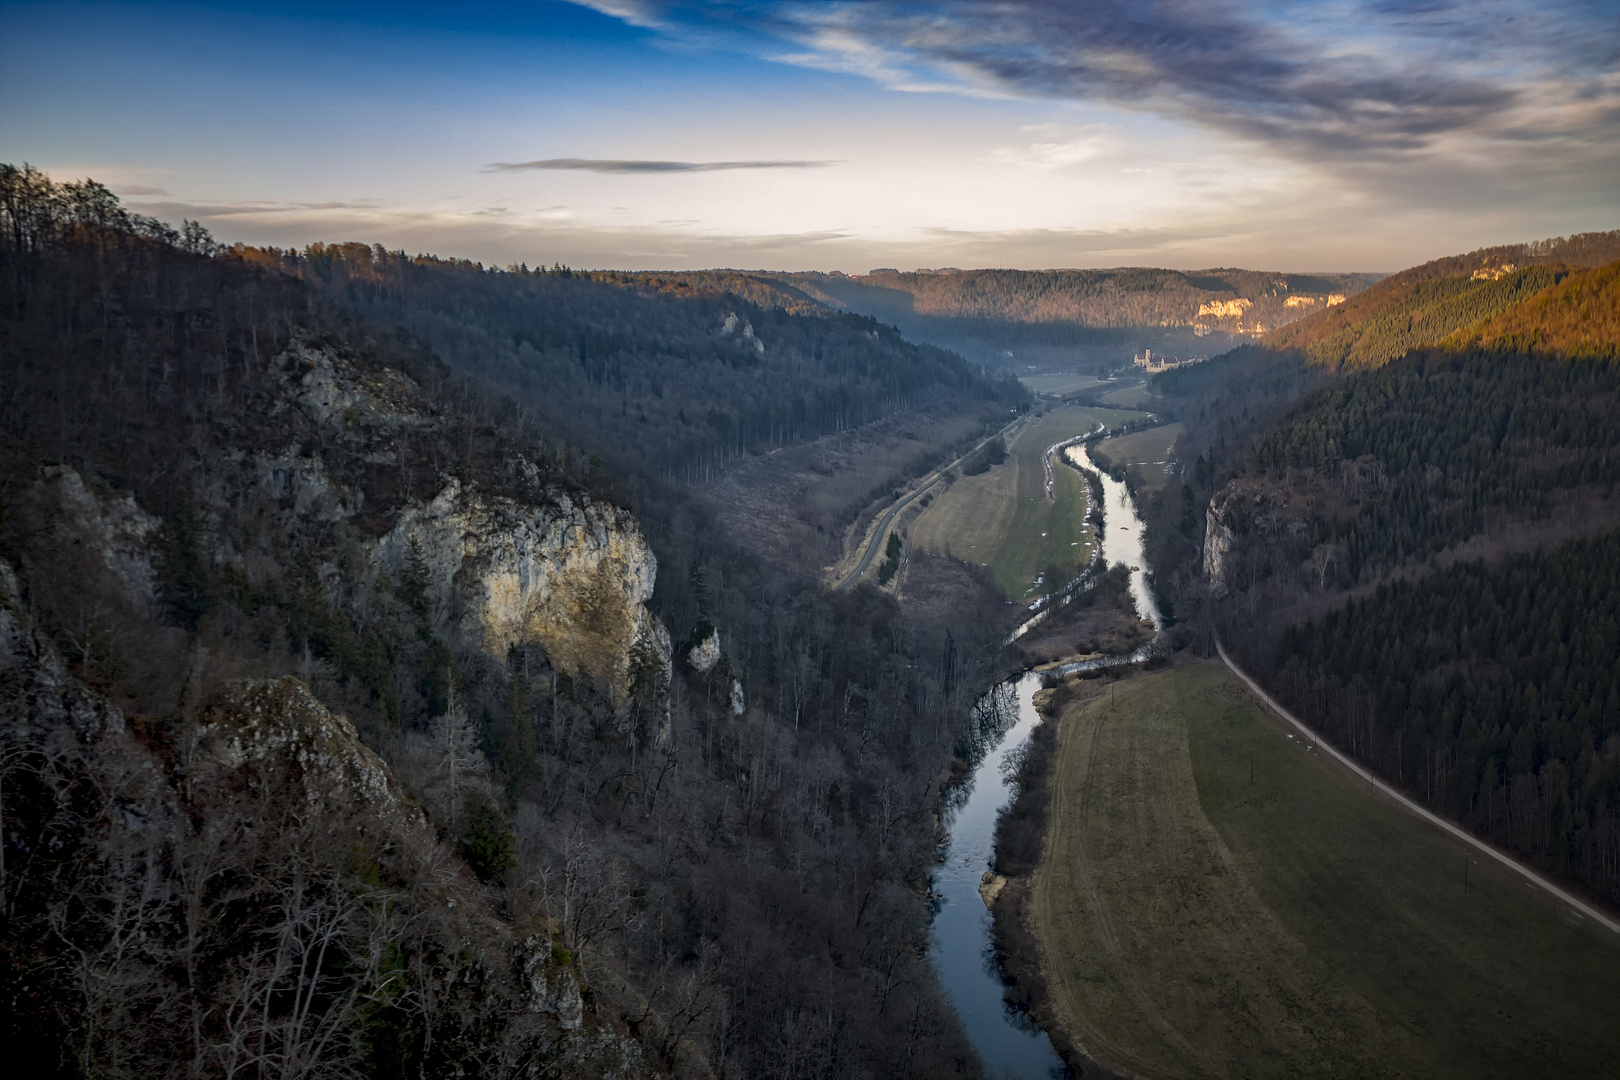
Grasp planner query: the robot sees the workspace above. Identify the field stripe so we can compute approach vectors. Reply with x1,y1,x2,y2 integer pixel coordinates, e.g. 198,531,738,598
1215,637,1620,937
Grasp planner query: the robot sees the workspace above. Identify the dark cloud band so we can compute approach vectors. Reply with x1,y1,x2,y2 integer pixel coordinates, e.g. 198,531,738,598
488,158,837,173
571,0,1618,159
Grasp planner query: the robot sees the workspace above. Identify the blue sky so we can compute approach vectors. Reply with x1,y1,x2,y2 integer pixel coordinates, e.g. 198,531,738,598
3,0,1616,271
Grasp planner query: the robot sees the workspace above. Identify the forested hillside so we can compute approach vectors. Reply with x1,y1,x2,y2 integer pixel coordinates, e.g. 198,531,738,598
0,165,1006,1079
1274,535,1620,901
763,267,1379,367
240,243,1022,484
1129,240,1620,908
1455,259,1620,360
1263,231,1620,370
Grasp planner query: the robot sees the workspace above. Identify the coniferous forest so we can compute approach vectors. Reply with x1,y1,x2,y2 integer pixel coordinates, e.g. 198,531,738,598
1137,235,1620,908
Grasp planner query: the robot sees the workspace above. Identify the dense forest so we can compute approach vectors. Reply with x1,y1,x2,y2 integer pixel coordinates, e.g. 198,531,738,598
1273,535,1620,901
0,165,1013,1079
237,242,1023,485
1265,231,1620,370
1251,346,1620,575
1128,237,1620,907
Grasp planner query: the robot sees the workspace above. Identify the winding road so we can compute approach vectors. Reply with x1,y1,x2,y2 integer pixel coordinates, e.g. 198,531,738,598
831,413,1028,592
1216,637,1620,937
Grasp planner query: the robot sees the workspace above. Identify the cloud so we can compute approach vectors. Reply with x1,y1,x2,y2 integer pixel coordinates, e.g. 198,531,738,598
568,1,1620,161
124,197,384,218
487,158,837,173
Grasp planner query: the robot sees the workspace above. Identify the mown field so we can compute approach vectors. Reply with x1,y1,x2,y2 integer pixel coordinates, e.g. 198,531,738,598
1096,381,1151,408
1032,662,1620,1080
908,404,1144,599
1089,422,1185,493
1019,373,1111,398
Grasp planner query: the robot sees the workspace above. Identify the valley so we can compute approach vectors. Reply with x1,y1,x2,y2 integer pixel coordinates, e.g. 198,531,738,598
906,403,1144,599
2,159,1619,1080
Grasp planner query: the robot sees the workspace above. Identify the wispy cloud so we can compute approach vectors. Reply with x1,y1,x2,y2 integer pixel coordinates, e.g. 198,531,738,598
569,1,1620,161
487,158,837,173
122,197,384,218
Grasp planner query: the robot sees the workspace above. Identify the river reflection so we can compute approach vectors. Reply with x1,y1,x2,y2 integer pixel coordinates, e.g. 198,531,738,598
1067,443,1161,629
930,674,1067,1079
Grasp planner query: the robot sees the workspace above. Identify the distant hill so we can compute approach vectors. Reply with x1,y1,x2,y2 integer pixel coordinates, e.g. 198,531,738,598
597,266,1380,369
1452,259,1620,361
765,267,1382,368
1263,231,1620,370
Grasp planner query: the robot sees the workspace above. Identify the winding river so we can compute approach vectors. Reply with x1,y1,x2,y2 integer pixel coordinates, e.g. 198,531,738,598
930,437,1159,1079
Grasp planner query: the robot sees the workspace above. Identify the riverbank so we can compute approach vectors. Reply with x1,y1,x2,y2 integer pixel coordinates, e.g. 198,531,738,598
988,674,1129,1080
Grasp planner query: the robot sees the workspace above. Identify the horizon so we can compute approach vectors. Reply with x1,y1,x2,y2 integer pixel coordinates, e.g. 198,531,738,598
3,1,1617,273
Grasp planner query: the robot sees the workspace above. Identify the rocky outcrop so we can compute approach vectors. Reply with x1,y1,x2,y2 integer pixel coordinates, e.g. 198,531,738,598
194,676,423,832
687,626,721,674
520,935,586,1031
37,465,162,612
374,478,671,706
0,559,127,742
276,336,436,432
1204,477,1321,599
1203,502,1236,598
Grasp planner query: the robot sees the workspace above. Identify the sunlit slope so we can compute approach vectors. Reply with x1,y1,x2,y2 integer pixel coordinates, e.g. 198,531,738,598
1033,664,1620,1080
1263,230,1620,370
1450,259,1620,360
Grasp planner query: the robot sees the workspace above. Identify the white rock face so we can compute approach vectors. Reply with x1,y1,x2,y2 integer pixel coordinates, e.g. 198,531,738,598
520,935,585,1030
39,466,162,612
688,626,721,674
1204,503,1235,598
730,679,745,717
278,338,434,430
375,480,671,706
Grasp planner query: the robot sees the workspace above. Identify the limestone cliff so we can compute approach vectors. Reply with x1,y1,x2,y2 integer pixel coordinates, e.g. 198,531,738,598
373,478,671,706
0,557,680,1079
186,336,675,712
1203,478,1314,598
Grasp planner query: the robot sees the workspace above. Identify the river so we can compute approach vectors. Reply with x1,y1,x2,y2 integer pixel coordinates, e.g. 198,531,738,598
930,436,1160,1078
929,673,1066,1079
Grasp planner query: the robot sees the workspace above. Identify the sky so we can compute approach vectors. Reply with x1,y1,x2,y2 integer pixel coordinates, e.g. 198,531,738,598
2,0,1617,272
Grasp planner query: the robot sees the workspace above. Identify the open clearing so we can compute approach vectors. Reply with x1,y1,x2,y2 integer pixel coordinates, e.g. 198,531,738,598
1096,381,1151,408
1090,422,1184,493
909,404,1145,599
1033,662,1620,1080
1020,373,1111,398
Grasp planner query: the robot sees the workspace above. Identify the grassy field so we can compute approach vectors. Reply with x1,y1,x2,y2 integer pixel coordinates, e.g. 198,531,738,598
908,404,1145,598
1096,381,1151,408
1020,373,1111,398
1032,662,1620,1079
1090,422,1185,493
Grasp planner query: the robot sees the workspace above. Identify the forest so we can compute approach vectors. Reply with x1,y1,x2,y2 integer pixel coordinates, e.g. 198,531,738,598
1251,345,1620,575
1130,240,1620,909
1272,534,1620,902
0,164,1014,1079
239,241,1023,485
1264,230,1620,370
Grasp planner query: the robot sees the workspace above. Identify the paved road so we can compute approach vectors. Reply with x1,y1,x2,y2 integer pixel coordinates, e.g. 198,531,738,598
1216,637,1620,937
831,413,1028,592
